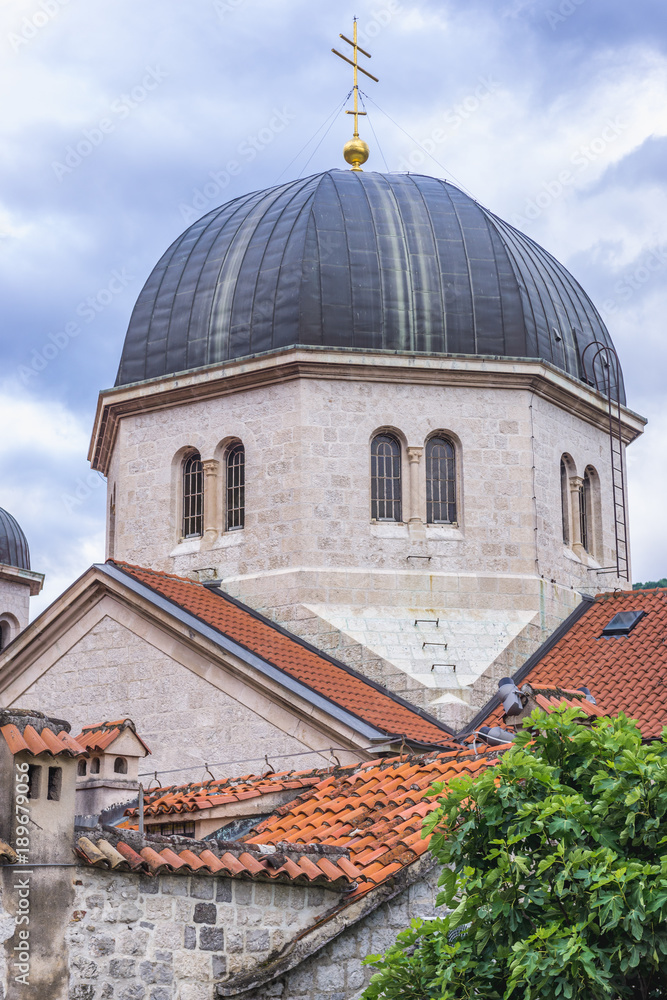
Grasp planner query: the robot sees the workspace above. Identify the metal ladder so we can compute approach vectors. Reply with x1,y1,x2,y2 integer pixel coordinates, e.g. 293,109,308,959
581,342,629,581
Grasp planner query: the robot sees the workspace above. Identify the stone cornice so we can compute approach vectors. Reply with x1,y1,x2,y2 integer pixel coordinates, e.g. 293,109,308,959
88,348,647,475
0,562,44,596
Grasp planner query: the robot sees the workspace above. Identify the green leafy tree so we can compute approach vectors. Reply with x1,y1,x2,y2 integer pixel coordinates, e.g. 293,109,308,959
362,709,667,999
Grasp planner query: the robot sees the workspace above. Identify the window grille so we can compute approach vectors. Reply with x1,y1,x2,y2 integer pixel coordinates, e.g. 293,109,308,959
226,443,245,530
426,437,457,524
560,459,570,545
182,452,204,538
371,434,402,521
581,469,592,553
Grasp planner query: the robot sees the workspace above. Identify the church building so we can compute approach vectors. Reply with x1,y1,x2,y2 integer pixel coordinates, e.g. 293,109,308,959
0,54,654,995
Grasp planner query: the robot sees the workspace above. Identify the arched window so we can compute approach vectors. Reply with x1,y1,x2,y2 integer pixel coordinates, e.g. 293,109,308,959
0,620,10,652
226,443,245,531
560,458,570,546
91,757,100,774
426,436,457,524
114,757,128,775
182,452,204,538
371,434,402,521
77,759,87,777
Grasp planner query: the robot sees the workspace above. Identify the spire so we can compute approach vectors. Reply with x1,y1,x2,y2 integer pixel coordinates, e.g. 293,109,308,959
332,17,379,171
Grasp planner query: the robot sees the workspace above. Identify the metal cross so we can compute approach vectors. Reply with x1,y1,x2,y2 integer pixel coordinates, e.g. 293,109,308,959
332,18,379,139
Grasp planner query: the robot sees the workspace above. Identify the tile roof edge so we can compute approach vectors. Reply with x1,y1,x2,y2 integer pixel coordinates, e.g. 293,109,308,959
97,562,385,742
457,593,596,737
103,561,459,744
194,580,459,739
214,852,438,999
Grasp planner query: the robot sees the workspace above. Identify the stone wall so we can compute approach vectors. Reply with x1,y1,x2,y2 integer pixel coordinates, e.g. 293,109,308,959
13,615,329,783
224,864,441,1000
101,359,632,727
67,868,340,1000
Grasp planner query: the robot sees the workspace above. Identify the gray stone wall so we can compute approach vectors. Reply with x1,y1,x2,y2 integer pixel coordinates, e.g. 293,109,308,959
15,616,324,781
226,864,441,1000
65,870,339,1000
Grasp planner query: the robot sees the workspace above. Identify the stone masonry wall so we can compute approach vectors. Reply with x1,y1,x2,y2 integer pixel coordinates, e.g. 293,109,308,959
66,868,339,1000
228,863,441,1000
13,616,327,783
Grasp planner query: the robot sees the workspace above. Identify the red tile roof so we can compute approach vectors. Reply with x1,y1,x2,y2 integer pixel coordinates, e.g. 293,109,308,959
1,723,87,757
111,561,460,748
129,767,325,818
481,589,667,736
74,718,151,756
529,686,606,719
73,835,358,890
245,750,496,900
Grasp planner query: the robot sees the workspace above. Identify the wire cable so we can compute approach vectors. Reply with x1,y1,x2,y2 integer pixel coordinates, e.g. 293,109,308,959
275,90,352,185
359,91,478,200
297,93,352,179
358,91,389,173
138,745,365,781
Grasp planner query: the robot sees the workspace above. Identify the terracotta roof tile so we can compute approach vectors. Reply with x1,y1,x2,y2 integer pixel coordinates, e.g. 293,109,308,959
112,561,459,748
74,718,151,756
244,749,497,900
75,835,356,890
131,767,327,819
1,723,87,758
481,589,667,736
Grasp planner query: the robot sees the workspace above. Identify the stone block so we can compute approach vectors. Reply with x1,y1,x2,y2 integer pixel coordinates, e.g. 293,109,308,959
160,876,188,897
199,926,225,951
245,928,269,953
193,902,217,924
90,935,115,957
70,987,95,1000
117,986,146,1000
212,954,228,979
184,925,196,950
189,879,214,900
139,960,173,984
109,958,136,978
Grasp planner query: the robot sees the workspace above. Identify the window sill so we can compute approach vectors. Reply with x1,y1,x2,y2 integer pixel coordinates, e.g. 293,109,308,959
424,523,464,541
370,521,409,538
169,537,202,557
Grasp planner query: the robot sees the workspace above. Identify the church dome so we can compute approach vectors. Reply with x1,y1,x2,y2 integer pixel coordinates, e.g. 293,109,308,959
0,508,30,571
116,169,624,402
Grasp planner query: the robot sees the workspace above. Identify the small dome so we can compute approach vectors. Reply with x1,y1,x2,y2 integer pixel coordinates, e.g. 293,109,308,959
116,169,624,402
0,508,31,570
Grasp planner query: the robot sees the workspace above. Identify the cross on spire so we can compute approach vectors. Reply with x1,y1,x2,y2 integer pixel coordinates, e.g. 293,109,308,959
332,18,379,171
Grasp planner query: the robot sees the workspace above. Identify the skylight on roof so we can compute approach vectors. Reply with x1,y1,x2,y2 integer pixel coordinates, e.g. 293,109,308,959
601,610,645,638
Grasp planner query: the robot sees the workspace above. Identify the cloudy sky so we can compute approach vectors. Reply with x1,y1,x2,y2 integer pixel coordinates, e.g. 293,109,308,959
0,0,666,615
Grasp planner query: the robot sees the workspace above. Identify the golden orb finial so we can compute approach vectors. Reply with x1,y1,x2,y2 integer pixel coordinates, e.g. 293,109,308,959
332,18,378,172
343,138,370,171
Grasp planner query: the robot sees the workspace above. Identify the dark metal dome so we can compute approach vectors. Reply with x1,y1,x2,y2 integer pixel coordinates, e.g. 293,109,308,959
116,169,624,402
0,508,30,570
